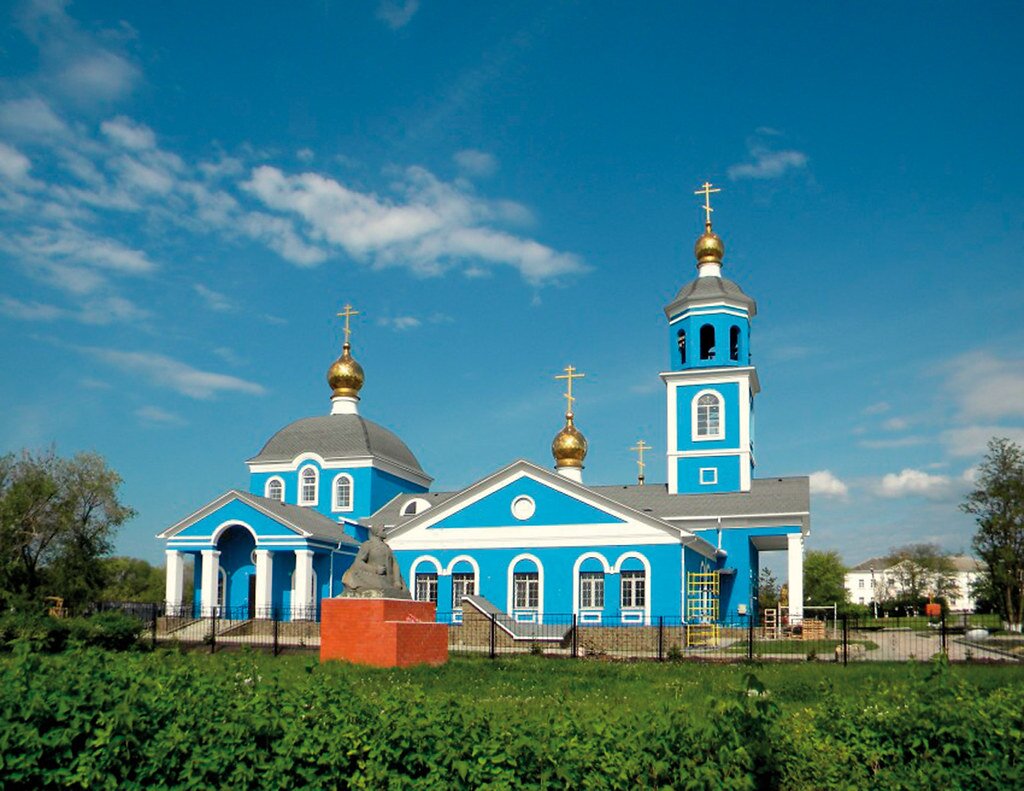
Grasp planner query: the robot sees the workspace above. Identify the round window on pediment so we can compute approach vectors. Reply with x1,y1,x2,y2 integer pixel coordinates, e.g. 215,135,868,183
511,495,536,521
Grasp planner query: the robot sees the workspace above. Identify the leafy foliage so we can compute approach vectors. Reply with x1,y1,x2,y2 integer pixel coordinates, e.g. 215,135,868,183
880,543,959,606
758,566,780,611
99,556,168,603
0,650,1021,789
804,549,850,610
962,437,1024,629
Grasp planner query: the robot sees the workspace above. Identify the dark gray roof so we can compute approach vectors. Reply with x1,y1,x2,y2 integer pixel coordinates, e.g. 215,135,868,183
848,557,890,572
463,595,573,640
849,554,982,573
161,489,359,544
247,413,428,478
590,477,809,522
664,274,757,318
370,490,460,532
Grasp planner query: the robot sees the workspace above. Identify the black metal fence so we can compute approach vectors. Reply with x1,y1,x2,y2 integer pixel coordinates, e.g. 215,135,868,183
78,603,1024,663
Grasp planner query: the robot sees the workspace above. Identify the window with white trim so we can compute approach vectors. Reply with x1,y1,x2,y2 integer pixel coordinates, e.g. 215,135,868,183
451,572,475,606
265,478,284,502
699,467,718,485
621,570,646,609
579,572,604,609
513,572,539,609
332,474,353,511
299,467,318,505
699,323,715,360
415,572,438,603
694,392,723,439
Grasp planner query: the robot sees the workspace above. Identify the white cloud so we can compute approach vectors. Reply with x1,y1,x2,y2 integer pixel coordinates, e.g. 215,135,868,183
941,425,1024,458
59,51,140,103
7,227,158,274
296,148,314,163
100,116,156,150
377,315,422,331
809,470,849,499
194,284,232,312
239,211,329,266
728,133,808,181
135,405,185,426
0,143,34,183
242,165,584,283
883,417,909,431
84,347,266,399
0,295,64,321
0,97,68,137
859,436,927,450
78,295,149,325
877,468,951,499
376,0,420,29
946,351,1024,421
863,401,891,415
454,149,498,178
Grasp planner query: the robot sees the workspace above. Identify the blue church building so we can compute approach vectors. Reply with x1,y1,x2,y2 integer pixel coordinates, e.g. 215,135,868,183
160,192,810,629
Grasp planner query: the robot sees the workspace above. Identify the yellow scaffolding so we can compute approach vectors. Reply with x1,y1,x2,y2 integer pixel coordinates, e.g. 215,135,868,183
686,571,720,647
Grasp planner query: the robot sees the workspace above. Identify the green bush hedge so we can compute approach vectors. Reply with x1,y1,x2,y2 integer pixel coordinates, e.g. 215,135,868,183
0,611,143,653
0,650,1021,788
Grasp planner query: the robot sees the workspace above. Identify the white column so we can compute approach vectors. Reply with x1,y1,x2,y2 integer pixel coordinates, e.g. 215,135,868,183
200,549,221,617
165,550,185,613
292,549,314,620
557,466,583,483
787,533,804,624
254,549,274,619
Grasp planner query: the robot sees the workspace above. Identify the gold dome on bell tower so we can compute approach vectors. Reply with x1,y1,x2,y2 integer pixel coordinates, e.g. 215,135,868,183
551,365,587,478
327,304,365,407
693,181,725,269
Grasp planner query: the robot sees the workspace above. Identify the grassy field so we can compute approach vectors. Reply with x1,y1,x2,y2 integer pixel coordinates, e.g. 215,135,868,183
2,648,1023,788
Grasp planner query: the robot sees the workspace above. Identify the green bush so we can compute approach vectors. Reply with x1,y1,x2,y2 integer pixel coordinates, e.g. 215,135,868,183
0,611,143,653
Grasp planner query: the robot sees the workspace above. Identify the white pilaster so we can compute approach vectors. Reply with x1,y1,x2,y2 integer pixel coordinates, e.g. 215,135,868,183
292,549,315,620
330,396,359,415
697,262,722,278
787,533,804,624
200,549,221,617
164,550,185,612
254,549,273,618
556,466,582,483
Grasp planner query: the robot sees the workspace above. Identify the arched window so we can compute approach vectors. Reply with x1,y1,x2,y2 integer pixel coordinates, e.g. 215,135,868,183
451,571,475,607
620,569,646,609
693,391,724,440
299,466,318,505
332,474,353,511
415,571,438,603
730,326,740,361
700,324,715,360
677,329,686,365
265,478,284,502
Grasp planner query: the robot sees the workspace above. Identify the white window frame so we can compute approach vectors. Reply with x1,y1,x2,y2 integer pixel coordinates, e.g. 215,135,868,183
451,572,475,608
415,571,438,604
265,476,285,502
298,465,318,506
331,473,354,512
691,390,725,442
513,572,540,610
620,570,646,609
699,467,718,485
579,572,604,610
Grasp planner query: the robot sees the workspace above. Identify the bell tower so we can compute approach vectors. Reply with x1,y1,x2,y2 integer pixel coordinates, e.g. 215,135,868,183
660,184,759,495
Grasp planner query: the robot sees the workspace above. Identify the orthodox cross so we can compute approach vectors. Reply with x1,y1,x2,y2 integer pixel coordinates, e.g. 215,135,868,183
555,365,585,414
337,303,360,345
630,439,651,485
694,181,721,228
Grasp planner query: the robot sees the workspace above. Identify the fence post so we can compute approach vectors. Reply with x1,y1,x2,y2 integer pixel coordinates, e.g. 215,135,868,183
940,609,947,654
842,614,848,667
209,610,217,655
657,616,664,661
489,613,496,659
151,604,158,651
748,614,755,661
572,614,578,659
273,609,280,656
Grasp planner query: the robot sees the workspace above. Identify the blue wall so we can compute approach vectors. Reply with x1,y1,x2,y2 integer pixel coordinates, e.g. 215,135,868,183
676,455,741,494
667,310,750,372
675,382,740,452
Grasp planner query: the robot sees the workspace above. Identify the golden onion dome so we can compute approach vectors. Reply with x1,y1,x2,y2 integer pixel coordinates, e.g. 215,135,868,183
694,227,724,266
551,412,588,468
327,342,365,399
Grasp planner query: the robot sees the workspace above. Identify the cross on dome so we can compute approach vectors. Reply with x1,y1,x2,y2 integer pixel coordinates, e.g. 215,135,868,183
555,364,585,416
337,303,360,346
630,439,651,485
694,181,721,231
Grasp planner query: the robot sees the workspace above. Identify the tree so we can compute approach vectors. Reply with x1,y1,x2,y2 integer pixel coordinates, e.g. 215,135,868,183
879,543,958,606
99,557,166,603
803,550,849,610
961,437,1024,631
0,449,134,610
758,567,780,611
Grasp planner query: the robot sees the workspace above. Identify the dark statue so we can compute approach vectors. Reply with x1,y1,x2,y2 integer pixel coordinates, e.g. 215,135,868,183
341,523,411,599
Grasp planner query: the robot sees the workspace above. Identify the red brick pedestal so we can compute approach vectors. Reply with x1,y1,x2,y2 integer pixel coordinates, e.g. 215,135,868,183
320,598,448,668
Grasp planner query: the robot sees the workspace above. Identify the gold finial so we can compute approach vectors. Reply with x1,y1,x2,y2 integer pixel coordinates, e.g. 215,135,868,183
327,302,365,400
630,440,651,485
694,181,721,231
337,303,360,346
554,364,585,416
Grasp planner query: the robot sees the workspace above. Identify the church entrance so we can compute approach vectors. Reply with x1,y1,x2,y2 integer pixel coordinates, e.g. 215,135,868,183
248,575,256,619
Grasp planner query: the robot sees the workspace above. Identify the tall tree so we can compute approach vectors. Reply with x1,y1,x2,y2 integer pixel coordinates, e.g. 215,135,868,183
758,566,780,611
0,449,134,609
100,557,167,603
880,543,958,605
961,437,1024,631
803,550,849,610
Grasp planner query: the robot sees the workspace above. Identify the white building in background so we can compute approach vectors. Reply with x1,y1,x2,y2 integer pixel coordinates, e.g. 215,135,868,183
844,555,983,612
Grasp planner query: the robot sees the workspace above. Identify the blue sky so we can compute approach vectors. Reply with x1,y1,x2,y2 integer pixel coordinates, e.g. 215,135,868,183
1,0,1022,573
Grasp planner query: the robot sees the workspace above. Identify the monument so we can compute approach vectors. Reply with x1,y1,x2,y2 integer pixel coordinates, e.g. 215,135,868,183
320,525,448,667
